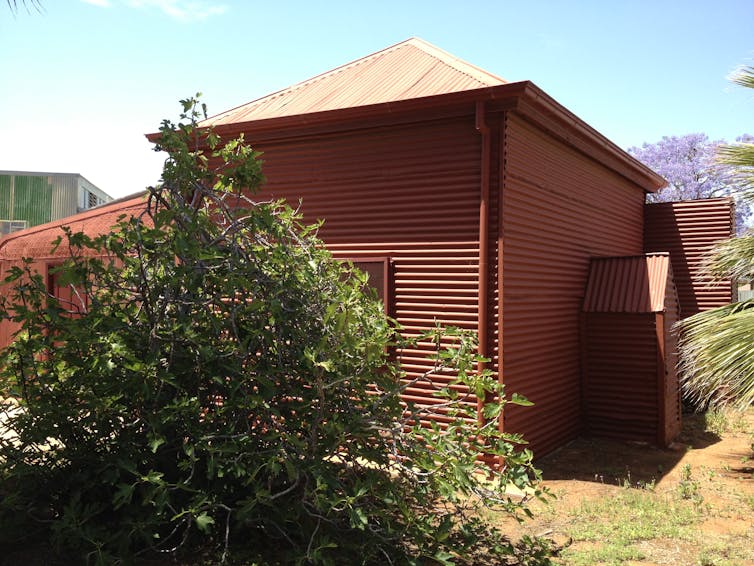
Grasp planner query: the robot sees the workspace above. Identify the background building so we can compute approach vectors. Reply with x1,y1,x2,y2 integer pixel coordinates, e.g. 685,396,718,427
0,170,112,235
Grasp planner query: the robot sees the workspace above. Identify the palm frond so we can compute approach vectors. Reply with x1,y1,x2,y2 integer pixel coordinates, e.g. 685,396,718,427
5,0,42,13
729,65,754,90
677,300,754,410
701,234,754,280
717,143,754,169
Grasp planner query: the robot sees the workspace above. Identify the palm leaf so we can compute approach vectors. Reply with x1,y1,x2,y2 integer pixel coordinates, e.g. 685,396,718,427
729,65,754,90
677,300,754,410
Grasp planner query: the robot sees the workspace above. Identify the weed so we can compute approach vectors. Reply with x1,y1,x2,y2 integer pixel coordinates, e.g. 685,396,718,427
677,464,705,508
698,535,754,566
513,535,555,566
564,544,644,566
704,409,750,435
745,494,754,512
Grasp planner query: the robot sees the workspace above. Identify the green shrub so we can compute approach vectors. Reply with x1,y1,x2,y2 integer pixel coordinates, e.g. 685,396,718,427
0,97,543,564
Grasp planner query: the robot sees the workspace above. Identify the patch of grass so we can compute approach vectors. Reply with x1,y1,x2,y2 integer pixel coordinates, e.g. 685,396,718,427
560,487,699,565
563,543,644,566
744,493,754,512
698,535,754,566
704,409,750,436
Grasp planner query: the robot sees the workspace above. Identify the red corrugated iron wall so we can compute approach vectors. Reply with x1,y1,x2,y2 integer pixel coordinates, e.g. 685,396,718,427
582,313,659,442
644,198,735,317
580,254,681,446
661,264,682,444
501,113,646,454
244,116,487,417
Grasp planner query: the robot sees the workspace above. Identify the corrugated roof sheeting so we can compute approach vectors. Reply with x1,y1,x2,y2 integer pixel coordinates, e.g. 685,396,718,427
644,198,734,317
204,38,506,126
0,194,147,261
582,253,671,313
501,112,647,455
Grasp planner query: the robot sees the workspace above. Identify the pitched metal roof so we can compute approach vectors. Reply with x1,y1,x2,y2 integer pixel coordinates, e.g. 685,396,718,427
203,37,507,126
0,193,147,260
582,253,675,313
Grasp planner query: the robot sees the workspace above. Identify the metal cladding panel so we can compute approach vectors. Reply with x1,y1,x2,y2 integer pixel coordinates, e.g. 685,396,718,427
8,175,53,226
0,176,11,219
240,117,484,413
644,198,734,317
582,253,670,313
254,117,481,243
583,313,659,442
205,38,505,126
501,113,646,455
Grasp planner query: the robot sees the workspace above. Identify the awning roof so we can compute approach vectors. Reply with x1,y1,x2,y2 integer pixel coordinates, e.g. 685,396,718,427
583,253,675,313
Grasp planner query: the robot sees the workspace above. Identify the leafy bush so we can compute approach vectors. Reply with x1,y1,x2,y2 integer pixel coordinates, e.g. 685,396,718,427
0,97,543,564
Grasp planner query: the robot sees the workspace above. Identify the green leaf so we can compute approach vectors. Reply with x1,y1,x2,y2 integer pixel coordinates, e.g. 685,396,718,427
149,436,166,453
195,512,215,533
510,393,534,406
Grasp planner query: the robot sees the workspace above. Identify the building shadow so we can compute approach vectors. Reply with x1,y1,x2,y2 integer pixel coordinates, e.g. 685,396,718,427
534,412,722,485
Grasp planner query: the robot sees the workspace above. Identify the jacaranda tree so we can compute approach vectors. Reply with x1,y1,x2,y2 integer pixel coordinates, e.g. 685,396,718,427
678,66,754,410
628,132,753,230
0,97,544,564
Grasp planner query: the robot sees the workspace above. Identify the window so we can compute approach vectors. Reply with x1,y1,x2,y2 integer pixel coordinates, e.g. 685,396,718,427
47,264,89,317
0,220,28,235
348,257,392,315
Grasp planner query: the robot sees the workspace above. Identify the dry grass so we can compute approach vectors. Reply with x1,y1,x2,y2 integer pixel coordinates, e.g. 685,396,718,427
492,409,754,566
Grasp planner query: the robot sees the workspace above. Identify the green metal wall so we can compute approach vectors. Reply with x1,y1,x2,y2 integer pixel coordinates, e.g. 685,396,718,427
13,175,53,226
0,174,55,227
0,176,10,219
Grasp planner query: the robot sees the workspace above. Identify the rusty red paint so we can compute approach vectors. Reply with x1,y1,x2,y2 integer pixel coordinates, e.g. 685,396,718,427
644,198,735,317
581,254,681,445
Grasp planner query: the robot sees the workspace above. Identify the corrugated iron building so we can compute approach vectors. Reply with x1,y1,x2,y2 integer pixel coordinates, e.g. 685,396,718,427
0,171,112,235
0,39,736,454
185,38,666,455
581,254,681,445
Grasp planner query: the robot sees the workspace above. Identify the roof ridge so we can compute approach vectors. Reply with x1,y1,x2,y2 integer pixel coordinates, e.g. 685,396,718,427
203,38,505,125
402,37,506,85
204,40,413,124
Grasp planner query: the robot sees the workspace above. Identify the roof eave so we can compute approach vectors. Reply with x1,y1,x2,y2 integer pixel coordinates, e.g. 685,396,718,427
146,81,665,193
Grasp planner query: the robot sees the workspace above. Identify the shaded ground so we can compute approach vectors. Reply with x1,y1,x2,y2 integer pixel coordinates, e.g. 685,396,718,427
497,409,754,566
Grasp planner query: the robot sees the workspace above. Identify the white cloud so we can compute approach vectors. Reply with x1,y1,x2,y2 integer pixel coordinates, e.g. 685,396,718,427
124,0,228,22
81,0,112,7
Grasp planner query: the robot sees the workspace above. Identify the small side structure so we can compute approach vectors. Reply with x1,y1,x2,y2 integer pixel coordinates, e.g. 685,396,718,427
581,253,681,446
0,170,112,235
0,193,146,348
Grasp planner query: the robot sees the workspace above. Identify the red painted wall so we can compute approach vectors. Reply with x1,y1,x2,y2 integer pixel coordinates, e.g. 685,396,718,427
501,113,647,454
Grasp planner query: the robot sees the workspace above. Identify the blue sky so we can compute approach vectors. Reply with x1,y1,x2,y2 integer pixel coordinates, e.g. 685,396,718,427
2,0,753,198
